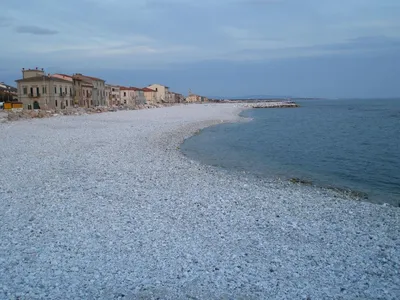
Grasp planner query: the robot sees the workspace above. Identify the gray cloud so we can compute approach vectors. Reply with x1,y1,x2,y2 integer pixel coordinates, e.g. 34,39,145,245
15,25,58,35
0,16,13,27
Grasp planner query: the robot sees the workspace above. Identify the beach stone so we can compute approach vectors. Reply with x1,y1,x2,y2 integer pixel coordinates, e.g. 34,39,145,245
0,103,398,299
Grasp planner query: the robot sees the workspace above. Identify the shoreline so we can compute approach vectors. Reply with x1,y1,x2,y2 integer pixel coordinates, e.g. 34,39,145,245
0,104,399,299
182,106,399,207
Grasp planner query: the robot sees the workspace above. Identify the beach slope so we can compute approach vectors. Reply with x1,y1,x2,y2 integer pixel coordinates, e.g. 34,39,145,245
0,104,399,299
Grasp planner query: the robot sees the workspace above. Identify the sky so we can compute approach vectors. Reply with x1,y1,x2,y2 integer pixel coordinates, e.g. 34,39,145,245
1,0,400,98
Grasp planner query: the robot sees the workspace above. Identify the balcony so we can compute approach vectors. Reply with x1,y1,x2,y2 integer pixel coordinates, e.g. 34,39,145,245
28,93,40,98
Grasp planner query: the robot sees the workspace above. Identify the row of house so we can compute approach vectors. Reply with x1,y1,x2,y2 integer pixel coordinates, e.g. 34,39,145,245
0,82,17,102
13,67,198,110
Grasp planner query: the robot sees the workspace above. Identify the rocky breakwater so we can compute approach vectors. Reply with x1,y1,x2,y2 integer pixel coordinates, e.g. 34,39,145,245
3,103,176,122
242,101,299,108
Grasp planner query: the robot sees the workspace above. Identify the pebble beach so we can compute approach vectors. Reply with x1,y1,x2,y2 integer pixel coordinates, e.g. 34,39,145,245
0,103,399,299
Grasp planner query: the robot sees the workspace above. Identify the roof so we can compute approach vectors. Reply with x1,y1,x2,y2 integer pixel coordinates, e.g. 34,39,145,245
0,82,17,92
120,86,143,91
142,87,155,92
52,74,73,82
15,76,72,84
73,73,105,82
148,83,170,89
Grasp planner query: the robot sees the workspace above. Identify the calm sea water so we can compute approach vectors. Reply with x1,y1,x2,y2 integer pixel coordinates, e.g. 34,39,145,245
182,99,400,206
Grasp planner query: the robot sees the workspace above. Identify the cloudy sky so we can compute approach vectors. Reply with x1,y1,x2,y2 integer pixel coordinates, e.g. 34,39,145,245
1,0,400,98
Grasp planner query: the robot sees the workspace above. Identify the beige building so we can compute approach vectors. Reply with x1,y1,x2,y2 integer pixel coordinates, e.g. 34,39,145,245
73,73,106,106
186,93,201,103
120,87,146,107
147,84,172,103
142,87,157,105
16,68,74,110
171,92,185,103
108,85,121,106
120,87,136,107
186,92,208,103
105,84,111,106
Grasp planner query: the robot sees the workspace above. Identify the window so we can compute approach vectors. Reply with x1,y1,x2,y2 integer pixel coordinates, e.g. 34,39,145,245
23,87,27,95
124,100,126,104
155,88,158,92
112,88,115,92
30,87,33,95
55,100,58,107
70,88,72,95
28,104,32,110
36,87,40,96
60,87,62,94
54,86,57,94
66,100,68,107
42,86,46,94
124,92,126,97
65,87,67,94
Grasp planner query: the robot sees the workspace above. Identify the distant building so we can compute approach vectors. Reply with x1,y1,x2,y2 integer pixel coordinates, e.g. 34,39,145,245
147,84,172,103
186,92,208,103
120,87,146,107
133,87,146,105
171,92,185,103
0,82,18,102
105,84,111,106
108,85,121,106
72,73,106,106
142,87,157,105
16,68,74,110
120,87,134,106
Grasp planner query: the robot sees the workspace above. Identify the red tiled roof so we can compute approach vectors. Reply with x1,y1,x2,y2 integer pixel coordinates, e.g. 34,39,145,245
53,73,72,78
120,86,144,91
73,73,105,82
142,87,155,92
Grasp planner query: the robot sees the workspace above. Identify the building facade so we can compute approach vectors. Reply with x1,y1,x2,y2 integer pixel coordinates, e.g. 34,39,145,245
108,85,121,106
120,87,136,107
171,92,185,103
105,84,111,106
186,93,208,103
72,73,106,106
120,87,147,106
147,84,172,103
142,87,157,105
0,82,17,102
16,68,74,110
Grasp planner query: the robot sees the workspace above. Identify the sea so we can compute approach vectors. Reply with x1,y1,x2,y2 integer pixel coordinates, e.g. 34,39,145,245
181,99,400,207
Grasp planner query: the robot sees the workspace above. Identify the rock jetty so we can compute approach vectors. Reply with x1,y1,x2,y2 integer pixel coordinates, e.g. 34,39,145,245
242,101,299,108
